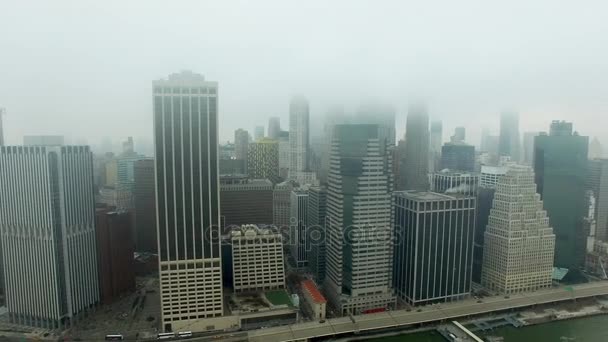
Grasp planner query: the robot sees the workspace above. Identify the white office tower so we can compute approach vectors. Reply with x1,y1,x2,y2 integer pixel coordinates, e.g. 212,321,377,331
324,124,395,315
481,165,555,294
289,96,317,185
231,225,285,293
153,71,224,332
0,144,99,329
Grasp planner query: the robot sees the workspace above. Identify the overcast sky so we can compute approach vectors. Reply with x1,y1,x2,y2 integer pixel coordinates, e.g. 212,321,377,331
1,0,606,155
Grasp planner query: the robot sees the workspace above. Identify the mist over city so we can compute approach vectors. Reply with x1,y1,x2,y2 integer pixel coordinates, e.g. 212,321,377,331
1,1,608,342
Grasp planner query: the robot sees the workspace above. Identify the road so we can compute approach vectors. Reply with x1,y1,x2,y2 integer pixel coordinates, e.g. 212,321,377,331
247,281,608,342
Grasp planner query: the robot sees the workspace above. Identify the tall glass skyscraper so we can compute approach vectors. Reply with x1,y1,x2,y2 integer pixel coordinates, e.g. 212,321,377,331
403,104,430,191
153,71,223,331
534,121,588,270
499,111,521,162
324,124,395,315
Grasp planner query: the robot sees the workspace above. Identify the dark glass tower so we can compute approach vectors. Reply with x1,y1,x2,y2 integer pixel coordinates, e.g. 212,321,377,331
534,121,588,271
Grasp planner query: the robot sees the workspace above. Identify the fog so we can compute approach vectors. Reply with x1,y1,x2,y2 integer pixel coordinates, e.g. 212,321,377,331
1,0,607,154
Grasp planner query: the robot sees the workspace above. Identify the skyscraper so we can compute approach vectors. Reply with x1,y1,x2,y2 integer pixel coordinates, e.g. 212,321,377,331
268,116,281,140
393,191,476,305
254,125,265,141
247,137,280,184
0,107,4,146
587,159,608,241
290,189,309,268
429,121,443,173
481,165,555,294
499,111,521,162
534,121,588,270
278,130,290,180
307,186,327,284
325,124,395,315
273,180,295,230
234,128,249,161
589,137,604,159
220,176,273,228
0,144,99,329
289,96,310,179
522,131,539,166
403,104,430,190
153,71,224,331
134,158,157,252
440,142,475,172
450,126,466,143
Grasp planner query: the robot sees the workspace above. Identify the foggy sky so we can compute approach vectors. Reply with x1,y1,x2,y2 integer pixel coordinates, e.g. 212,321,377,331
1,0,607,154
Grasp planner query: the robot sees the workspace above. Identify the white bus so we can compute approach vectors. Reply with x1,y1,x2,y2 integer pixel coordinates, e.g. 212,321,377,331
177,331,193,338
157,332,176,340
105,335,124,341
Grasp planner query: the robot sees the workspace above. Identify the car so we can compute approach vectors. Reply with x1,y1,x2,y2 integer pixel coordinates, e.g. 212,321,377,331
477,300,483,303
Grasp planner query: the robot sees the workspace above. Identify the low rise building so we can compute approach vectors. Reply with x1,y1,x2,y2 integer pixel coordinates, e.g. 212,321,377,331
301,280,326,321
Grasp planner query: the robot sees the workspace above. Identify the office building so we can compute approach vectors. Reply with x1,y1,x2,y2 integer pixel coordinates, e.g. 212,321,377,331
325,124,395,315
219,142,236,159
274,180,296,230
499,111,521,162
587,159,608,241
219,158,246,175
589,137,604,159
403,104,429,190
0,108,4,145
153,71,224,331
290,189,309,268
254,125,265,141
301,280,327,321
133,159,157,252
450,126,466,143
523,132,539,166
307,186,328,284
429,121,443,173
481,165,555,294
220,176,273,229
268,117,281,140
393,191,476,305
429,170,479,197
231,225,285,293
441,142,475,172
0,144,99,329
23,135,65,146
234,128,249,161
289,96,310,179
95,208,136,304
247,137,280,184
534,121,588,270
354,103,396,146
278,131,290,180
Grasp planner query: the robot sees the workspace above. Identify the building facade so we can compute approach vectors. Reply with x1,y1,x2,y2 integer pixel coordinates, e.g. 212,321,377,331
254,125,265,141
429,121,443,173
499,111,521,162
441,142,475,172
587,159,608,242
481,165,555,294
278,131,290,180
220,176,273,229
290,189,309,268
234,128,249,162
289,96,310,179
134,158,156,253
403,104,429,191
324,124,395,315
307,186,328,284
247,138,280,184
0,145,99,329
153,71,224,331
393,191,476,306
273,180,295,230
268,117,281,140
429,170,479,197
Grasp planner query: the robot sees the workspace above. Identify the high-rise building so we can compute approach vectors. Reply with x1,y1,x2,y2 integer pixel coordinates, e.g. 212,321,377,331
95,208,136,304
429,121,443,173
273,180,296,230
0,108,4,146
0,144,99,329
325,124,395,315
429,170,479,197
480,128,500,165
394,139,407,191
440,142,475,172
289,96,310,179
307,186,327,284
393,191,476,306
153,71,224,331
354,103,396,146
268,117,281,140
23,135,65,146
220,176,273,229
499,111,521,162
122,136,135,156
523,132,539,166
290,189,309,268
589,137,604,159
278,131,290,180
403,104,429,191
450,126,466,143
534,121,588,270
231,225,285,293
134,158,157,252
234,128,249,161
319,108,348,185
481,165,555,294
247,137,280,184
587,159,608,241
254,125,265,141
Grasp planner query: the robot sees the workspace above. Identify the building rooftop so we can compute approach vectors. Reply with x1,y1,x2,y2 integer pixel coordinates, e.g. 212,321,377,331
395,191,461,201
301,280,326,304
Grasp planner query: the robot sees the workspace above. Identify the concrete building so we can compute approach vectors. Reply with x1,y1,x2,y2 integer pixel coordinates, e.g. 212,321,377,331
268,117,281,140
403,104,429,191
231,225,285,293
254,125,265,141
95,208,136,304
450,126,466,143
534,121,588,270
235,128,249,161
393,191,476,306
301,280,327,321
289,96,310,180
325,124,395,315
499,111,521,162
153,71,224,331
247,138,280,184
273,181,295,230
429,170,479,197
481,165,555,294
587,159,608,242
220,176,273,229
429,121,443,173
307,186,328,284
290,189,309,268
278,131,290,180
0,144,99,329
441,142,475,172
133,158,156,253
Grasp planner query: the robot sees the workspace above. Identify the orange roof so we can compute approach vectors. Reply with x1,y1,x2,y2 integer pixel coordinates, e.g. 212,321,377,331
301,279,327,304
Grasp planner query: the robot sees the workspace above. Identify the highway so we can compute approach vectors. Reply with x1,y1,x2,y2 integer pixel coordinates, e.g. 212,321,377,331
247,281,608,342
